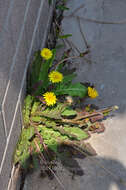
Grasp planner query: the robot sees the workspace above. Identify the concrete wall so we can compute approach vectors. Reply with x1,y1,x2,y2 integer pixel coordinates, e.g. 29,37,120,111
0,0,55,189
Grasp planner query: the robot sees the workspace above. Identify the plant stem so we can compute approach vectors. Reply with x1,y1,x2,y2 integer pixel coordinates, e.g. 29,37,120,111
54,56,80,70
65,15,126,25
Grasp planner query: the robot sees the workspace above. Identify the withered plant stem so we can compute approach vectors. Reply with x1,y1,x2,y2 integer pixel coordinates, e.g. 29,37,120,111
54,55,80,69
65,15,126,25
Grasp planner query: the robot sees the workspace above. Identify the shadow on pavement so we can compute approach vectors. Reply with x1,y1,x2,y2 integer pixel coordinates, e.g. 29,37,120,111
22,145,126,190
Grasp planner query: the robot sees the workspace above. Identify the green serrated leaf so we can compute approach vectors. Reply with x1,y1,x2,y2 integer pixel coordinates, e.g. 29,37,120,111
48,143,58,153
31,101,40,115
20,152,30,170
56,63,64,72
13,136,30,166
55,44,64,49
23,95,34,126
38,61,49,90
31,116,43,123
59,34,72,39
56,5,69,11
64,127,89,140
28,51,42,93
61,108,77,117
63,73,77,83
39,126,69,153
32,155,39,169
49,49,56,67
34,103,66,119
48,0,52,5
25,126,35,140
54,83,88,98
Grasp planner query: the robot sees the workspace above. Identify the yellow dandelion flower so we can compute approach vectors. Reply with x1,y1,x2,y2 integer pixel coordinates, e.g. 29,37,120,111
88,87,99,99
41,48,53,60
85,118,89,122
43,92,57,106
48,71,63,83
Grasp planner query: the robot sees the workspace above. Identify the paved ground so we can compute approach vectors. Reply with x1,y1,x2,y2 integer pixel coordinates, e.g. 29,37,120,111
23,0,126,189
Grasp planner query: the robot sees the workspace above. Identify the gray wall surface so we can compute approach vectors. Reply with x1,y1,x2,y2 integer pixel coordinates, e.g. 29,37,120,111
0,0,54,189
